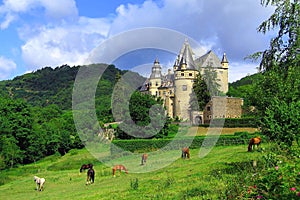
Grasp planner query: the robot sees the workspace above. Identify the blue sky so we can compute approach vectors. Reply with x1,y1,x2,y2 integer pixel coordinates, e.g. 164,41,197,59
0,0,274,82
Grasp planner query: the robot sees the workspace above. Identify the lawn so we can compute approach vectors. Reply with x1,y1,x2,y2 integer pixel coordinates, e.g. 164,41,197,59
0,144,263,200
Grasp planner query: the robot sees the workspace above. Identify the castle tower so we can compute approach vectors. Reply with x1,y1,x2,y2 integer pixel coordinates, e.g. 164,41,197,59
174,40,199,121
148,58,162,97
221,53,229,93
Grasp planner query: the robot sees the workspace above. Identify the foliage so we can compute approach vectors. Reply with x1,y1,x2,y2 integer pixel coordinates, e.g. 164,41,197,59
227,73,263,109
209,118,258,128
261,98,300,147
130,178,139,190
254,0,300,71
111,133,256,153
202,64,222,96
223,148,300,199
116,91,169,139
249,0,300,148
191,73,210,111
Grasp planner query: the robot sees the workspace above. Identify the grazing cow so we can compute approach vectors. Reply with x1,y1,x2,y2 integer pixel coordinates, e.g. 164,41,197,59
181,147,190,159
112,165,128,177
141,154,148,165
34,176,46,191
248,137,262,152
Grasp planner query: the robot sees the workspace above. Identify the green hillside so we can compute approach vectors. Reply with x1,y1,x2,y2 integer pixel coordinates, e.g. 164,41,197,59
0,64,145,110
0,145,264,200
227,73,262,107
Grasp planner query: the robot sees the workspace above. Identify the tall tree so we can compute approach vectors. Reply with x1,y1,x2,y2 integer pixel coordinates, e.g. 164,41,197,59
191,73,211,111
202,65,222,96
250,0,300,147
256,0,300,71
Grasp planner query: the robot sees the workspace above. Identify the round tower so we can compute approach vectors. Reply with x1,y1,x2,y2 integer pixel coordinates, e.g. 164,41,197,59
221,52,229,93
148,58,162,97
174,40,199,121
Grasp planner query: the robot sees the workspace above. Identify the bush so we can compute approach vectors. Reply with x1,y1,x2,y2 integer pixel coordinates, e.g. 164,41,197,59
222,148,300,199
111,134,255,154
210,118,258,127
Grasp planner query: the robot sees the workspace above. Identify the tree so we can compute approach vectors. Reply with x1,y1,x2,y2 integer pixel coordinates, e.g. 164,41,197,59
191,73,210,111
116,91,167,139
261,98,300,147
250,0,300,148
0,135,23,168
202,65,222,96
255,0,300,71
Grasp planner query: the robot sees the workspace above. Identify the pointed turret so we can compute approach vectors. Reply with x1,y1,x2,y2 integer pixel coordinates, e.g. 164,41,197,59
177,39,197,70
221,53,229,69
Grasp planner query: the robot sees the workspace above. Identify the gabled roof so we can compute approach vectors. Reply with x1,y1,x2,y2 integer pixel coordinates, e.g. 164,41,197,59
195,50,223,69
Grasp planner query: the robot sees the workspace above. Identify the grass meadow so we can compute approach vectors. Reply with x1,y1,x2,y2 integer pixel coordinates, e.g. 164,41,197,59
0,142,264,200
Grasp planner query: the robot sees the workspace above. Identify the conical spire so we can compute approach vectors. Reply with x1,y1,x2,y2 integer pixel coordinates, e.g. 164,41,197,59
176,39,197,70
180,41,196,70
221,53,228,63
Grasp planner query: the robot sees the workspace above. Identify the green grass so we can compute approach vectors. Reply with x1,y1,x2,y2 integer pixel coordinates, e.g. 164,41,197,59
0,145,263,199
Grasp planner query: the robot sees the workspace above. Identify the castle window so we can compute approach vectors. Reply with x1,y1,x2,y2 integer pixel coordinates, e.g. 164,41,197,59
189,73,193,76
207,106,211,111
181,73,184,76
156,82,158,86
182,85,187,91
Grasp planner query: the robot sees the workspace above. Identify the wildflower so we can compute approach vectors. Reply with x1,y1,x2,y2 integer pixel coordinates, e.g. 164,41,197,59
257,195,263,199
275,166,279,170
290,187,296,191
254,185,257,189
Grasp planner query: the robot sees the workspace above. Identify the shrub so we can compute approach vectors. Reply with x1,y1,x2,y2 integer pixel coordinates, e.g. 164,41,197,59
130,178,139,190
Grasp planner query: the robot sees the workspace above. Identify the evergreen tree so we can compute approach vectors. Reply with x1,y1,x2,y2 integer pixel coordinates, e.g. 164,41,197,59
203,65,222,96
191,73,210,111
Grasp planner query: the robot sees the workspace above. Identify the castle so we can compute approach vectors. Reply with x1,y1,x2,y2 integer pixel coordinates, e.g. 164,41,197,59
140,40,243,124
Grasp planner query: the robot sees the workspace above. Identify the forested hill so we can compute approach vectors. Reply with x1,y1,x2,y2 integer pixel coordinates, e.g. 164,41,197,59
227,73,262,106
0,64,145,110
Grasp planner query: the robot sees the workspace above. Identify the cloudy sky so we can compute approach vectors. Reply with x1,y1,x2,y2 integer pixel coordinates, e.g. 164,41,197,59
0,0,274,82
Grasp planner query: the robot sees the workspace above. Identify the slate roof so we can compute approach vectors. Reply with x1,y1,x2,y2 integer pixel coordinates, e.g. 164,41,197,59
195,50,223,69
175,39,197,70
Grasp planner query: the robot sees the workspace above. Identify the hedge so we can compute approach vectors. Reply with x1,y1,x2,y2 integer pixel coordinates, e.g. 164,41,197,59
110,132,263,154
201,117,258,128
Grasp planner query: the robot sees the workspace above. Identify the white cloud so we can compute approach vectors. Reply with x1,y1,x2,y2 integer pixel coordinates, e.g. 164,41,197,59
0,0,78,29
0,0,275,81
0,56,17,79
21,17,110,69
0,0,111,70
106,0,274,80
